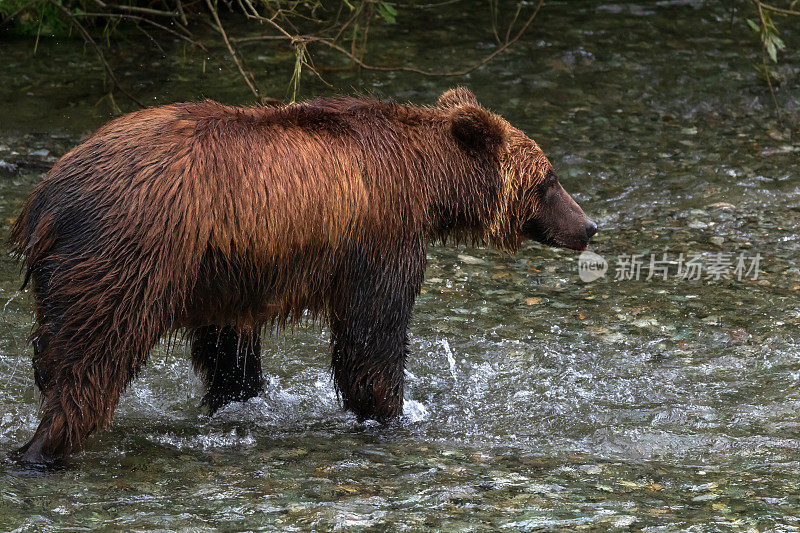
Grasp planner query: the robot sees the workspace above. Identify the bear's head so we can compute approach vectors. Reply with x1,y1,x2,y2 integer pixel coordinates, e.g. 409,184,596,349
438,87,597,252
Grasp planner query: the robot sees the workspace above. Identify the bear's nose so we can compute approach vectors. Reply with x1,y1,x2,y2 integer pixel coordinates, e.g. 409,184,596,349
585,220,598,239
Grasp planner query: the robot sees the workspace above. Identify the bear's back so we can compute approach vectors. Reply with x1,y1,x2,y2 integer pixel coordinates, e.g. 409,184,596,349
29,97,444,284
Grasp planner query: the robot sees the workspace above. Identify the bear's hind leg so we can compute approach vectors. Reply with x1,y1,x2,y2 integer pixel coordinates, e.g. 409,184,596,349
19,307,163,464
190,326,264,415
21,359,135,464
18,255,168,464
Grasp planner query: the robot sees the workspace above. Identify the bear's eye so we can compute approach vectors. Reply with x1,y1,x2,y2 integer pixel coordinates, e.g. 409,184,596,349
541,170,558,188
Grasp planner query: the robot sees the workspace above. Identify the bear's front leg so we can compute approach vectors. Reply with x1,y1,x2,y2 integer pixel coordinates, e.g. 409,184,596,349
329,240,426,423
330,314,409,422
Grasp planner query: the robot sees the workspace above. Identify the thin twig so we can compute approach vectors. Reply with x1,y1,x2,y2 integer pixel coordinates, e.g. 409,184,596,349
239,0,295,40
76,12,202,47
51,0,145,107
176,0,189,26
393,0,463,8
754,0,783,124
356,3,373,66
232,35,288,42
504,2,523,44
756,0,800,15
93,0,179,18
317,0,544,77
301,50,333,88
489,0,501,44
135,22,165,54
205,0,260,98
331,2,364,44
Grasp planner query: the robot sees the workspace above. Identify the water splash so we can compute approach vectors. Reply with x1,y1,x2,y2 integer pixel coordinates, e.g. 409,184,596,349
403,400,429,423
2,291,21,313
439,338,457,383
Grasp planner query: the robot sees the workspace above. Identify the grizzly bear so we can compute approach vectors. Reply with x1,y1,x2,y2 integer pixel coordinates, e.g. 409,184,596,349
9,87,595,463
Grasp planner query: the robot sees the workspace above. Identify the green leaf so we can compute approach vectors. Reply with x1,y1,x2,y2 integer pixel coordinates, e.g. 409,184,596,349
773,35,785,50
766,41,777,62
377,2,397,24
746,18,759,32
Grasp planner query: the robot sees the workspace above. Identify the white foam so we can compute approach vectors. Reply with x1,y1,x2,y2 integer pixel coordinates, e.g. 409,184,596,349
403,400,429,423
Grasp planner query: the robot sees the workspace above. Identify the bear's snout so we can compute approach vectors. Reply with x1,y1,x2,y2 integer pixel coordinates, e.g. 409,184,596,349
521,180,596,251
585,219,598,240
561,216,596,251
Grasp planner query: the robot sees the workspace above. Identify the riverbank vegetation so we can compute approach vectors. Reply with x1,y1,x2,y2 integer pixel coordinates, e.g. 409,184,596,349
0,0,797,109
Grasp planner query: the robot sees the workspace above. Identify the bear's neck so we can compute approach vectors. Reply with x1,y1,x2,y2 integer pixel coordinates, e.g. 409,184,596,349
413,126,505,246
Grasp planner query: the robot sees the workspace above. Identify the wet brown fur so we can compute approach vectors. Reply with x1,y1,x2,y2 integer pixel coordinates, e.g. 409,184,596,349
9,88,582,462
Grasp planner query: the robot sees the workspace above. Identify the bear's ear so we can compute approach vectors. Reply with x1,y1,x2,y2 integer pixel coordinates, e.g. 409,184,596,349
449,106,508,154
438,87,479,109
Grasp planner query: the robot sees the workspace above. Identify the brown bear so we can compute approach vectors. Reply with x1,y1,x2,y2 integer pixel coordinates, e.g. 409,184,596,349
9,87,596,463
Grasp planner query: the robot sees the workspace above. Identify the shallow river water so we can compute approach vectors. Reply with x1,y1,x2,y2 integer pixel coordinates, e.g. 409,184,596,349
1,1,799,530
